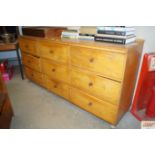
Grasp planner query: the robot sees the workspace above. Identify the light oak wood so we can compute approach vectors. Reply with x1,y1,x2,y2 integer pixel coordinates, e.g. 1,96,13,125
44,75,69,99
22,53,41,72
24,67,43,86
41,58,69,83
70,46,126,81
70,87,118,124
38,41,69,64
136,39,144,57
19,38,39,56
116,46,139,121
19,35,136,53
19,35,142,125
70,67,121,105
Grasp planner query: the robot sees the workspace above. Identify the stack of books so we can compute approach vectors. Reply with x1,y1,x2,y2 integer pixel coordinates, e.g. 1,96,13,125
78,26,96,40
95,26,136,44
61,27,79,39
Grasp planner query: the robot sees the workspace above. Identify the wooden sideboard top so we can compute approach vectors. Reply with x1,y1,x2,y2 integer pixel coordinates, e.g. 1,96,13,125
19,35,139,54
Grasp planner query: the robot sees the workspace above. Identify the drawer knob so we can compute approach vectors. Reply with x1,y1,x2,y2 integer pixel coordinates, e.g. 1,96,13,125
88,102,93,106
54,84,57,88
28,60,31,63
52,68,56,72
49,50,54,54
88,82,93,87
89,58,94,63
25,45,29,49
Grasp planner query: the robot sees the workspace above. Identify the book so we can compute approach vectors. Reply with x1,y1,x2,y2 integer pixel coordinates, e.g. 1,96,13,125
61,30,79,38
97,26,135,32
97,29,135,36
61,35,78,39
78,35,94,40
61,30,79,34
61,33,78,36
80,26,97,35
62,30,78,32
96,34,135,39
67,26,80,31
95,36,136,44
79,33,95,37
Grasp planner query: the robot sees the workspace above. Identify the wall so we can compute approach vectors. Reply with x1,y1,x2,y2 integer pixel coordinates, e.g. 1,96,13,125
135,26,155,53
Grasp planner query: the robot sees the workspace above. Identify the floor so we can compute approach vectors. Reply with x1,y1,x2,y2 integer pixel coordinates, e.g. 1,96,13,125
6,68,140,129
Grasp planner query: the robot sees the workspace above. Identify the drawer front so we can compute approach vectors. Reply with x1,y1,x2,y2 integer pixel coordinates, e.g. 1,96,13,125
22,53,41,72
41,59,69,83
38,42,69,63
19,38,38,56
70,68,121,105
70,87,118,124
44,75,69,99
25,67,43,86
70,46,126,81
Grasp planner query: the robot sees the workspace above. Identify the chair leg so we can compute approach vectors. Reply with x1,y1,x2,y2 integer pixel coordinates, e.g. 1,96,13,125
16,44,24,80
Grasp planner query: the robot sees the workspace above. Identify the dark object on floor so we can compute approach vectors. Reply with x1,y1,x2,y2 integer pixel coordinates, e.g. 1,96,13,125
0,73,14,129
0,93,6,113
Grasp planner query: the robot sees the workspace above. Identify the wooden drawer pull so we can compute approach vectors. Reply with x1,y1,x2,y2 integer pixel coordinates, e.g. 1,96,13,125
89,58,94,63
88,102,93,106
54,84,57,88
52,68,56,72
49,50,54,54
25,45,29,49
88,82,93,87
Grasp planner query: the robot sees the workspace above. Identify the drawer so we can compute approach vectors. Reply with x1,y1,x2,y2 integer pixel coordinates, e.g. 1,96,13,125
70,46,126,81
70,87,118,124
44,75,69,99
70,67,121,105
24,67,43,86
22,53,41,72
38,42,69,63
41,59,69,83
19,38,39,56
